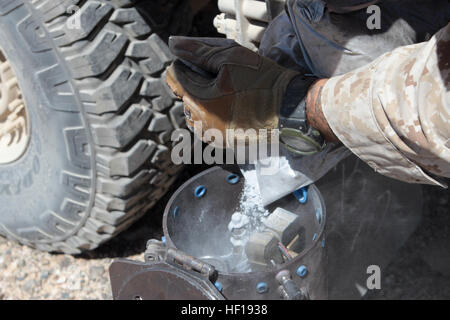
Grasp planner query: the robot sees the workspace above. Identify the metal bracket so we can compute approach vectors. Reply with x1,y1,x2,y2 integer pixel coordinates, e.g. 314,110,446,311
109,259,224,300
276,270,309,300
144,239,167,262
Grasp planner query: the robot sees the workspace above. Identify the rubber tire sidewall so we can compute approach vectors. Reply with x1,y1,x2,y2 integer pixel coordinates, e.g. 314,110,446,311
0,3,94,246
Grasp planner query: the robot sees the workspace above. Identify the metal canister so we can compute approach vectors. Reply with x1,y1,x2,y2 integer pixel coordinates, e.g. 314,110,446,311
162,166,327,300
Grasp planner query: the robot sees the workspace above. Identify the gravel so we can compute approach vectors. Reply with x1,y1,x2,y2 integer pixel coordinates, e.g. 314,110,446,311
0,239,128,300
0,167,203,300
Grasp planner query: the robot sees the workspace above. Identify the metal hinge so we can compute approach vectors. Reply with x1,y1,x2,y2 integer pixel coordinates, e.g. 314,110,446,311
166,247,218,282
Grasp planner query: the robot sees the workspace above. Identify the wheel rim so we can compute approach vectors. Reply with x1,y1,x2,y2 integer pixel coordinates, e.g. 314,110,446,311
0,48,30,165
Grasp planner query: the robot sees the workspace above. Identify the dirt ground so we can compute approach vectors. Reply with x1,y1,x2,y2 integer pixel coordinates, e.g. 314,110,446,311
0,165,449,300
0,168,197,300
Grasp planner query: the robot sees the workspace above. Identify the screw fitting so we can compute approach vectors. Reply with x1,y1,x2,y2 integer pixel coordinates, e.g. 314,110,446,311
296,265,308,278
194,185,207,198
256,282,269,294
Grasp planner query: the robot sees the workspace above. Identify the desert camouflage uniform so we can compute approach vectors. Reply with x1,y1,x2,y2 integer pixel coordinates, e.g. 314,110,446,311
321,23,450,186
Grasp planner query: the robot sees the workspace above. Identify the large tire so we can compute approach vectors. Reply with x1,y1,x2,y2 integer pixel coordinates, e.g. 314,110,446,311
0,0,187,254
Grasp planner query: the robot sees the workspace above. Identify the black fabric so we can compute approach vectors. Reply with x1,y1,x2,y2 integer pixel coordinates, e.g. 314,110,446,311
273,0,450,77
324,0,377,5
281,74,316,119
323,0,379,13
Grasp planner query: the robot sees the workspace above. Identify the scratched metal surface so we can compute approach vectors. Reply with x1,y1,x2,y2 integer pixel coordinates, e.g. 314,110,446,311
315,155,450,300
316,155,422,299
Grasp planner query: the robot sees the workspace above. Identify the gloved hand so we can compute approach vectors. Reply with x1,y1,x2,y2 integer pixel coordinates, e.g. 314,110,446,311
166,37,311,148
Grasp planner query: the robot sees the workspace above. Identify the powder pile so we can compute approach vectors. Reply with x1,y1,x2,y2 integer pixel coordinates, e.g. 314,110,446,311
226,169,271,272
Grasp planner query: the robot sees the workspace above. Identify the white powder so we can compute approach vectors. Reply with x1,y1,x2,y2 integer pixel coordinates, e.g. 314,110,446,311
226,169,271,272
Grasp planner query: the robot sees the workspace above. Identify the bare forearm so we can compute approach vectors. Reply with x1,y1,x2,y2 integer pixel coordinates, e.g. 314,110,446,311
305,79,338,143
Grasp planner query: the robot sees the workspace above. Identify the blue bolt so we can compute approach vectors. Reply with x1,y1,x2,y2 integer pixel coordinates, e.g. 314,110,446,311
316,208,323,224
226,173,240,185
296,265,308,278
312,233,318,241
293,186,308,204
321,239,326,248
256,282,269,294
194,185,206,198
161,236,166,245
214,281,223,292
173,206,180,218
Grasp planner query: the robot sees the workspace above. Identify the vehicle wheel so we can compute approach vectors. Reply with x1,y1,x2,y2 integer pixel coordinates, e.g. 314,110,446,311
0,0,186,254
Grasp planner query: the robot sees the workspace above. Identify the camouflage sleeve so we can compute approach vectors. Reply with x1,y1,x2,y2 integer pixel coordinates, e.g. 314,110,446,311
321,23,450,186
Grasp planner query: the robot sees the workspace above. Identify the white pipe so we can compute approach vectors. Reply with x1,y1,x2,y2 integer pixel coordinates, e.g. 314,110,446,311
214,14,266,43
218,0,269,22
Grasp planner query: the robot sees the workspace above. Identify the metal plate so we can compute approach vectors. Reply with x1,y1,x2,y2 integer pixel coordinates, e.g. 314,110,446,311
110,260,224,300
